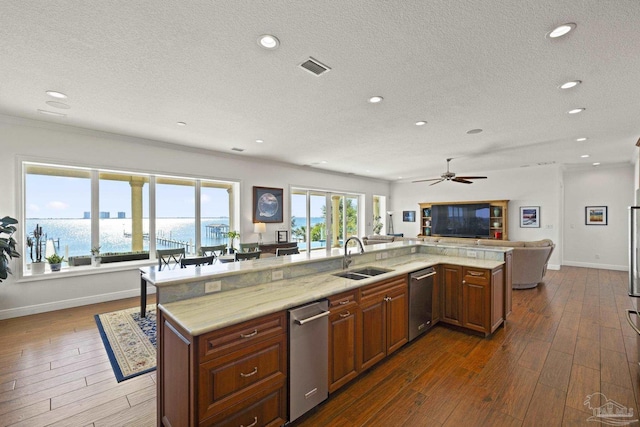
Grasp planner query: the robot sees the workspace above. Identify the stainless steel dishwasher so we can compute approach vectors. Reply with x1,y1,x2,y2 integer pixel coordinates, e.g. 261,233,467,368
288,299,330,423
409,267,437,341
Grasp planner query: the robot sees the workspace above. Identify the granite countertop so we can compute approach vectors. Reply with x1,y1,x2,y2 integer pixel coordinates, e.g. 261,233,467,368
158,252,504,337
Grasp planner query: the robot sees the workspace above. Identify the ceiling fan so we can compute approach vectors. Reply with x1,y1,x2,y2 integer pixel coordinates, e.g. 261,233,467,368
412,158,487,186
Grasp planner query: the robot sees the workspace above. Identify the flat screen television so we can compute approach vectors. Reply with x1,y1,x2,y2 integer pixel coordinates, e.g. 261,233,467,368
431,203,491,238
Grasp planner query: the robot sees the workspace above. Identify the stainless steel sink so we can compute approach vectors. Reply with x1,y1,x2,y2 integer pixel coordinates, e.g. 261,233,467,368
351,267,393,276
333,266,394,280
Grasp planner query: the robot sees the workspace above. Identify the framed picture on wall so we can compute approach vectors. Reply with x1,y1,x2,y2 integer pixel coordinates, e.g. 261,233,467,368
403,211,416,222
253,186,283,223
520,206,540,228
585,206,608,225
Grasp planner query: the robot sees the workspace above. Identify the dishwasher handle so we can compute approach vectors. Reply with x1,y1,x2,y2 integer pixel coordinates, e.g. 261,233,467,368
294,309,330,325
412,270,437,281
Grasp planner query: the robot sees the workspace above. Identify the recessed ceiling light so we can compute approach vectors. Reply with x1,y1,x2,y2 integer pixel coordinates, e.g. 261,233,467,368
581,154,590,158
593,162,601,166
398,176,403,179
176,121,186,126
466,129,483,134
368,96,383,103
568,108,585,114
46,90,67,99
576,137,588,142
547,23,576,39
45,101,70,109
258,34,280,49
255,139,264,143
560,80,581,89
415,121,427,126
37,109,66,117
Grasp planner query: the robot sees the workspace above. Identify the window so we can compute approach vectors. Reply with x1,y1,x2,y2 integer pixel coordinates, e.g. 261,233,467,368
291,188,362,253
22,161,237,275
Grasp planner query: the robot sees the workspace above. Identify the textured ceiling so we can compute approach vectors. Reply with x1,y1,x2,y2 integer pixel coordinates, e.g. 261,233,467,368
1,1,639,181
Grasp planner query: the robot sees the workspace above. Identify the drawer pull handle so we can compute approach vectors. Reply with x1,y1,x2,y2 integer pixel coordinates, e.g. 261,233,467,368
468,271,484,276
339,300,350,305
240,329,258,338
241,416,258,427
340,311,351,318
384,296,392,302
240,367,258,378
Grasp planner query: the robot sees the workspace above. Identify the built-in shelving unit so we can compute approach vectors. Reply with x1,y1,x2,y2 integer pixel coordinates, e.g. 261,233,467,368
419,200,509,240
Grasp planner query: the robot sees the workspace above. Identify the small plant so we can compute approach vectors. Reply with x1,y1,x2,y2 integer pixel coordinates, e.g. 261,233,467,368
0,216,20,282
372,215,383,234
46,253,65,264
226,230,240,251
27,224,44,263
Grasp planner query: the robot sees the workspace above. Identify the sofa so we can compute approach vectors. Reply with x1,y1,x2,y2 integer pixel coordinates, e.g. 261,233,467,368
361,235,555,289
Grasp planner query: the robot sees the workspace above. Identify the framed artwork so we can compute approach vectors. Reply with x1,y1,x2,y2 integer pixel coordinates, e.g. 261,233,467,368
403,211,416,222
520,206,540,228
253,187,283,223
586,206,608,225
277,230,288,243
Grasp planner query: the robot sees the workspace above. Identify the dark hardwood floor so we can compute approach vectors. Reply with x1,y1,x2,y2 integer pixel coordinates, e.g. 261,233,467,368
0,266,638,426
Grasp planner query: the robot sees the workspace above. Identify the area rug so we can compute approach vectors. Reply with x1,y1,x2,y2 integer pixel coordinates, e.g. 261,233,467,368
94,305,157,382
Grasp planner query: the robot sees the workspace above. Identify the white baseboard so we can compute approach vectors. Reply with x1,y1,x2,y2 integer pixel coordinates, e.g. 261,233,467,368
548,264,561,271
562,260,628,271
0,287,156,320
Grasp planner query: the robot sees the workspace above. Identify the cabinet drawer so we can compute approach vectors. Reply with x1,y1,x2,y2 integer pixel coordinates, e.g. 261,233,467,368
329,290,358,309
198,334,287,420
359,276,407,301
463,268,489,285
200,383,286,427
199,311,286,361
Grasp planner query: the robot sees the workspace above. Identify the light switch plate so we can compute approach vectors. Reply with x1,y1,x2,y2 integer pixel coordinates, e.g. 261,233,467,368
272,270,284,281
411,247,416,253
205,281,221,293
466,250,477,258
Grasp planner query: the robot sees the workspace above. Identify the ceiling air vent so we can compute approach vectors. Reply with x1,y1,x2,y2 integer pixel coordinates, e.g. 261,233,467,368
299,57,331,76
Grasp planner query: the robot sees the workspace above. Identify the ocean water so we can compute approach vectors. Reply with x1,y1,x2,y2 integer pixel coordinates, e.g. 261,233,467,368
23,216,327,261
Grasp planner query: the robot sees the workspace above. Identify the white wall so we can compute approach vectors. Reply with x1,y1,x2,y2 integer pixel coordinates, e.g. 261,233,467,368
563,164,634,270
0,115,389,318
391,164,564,269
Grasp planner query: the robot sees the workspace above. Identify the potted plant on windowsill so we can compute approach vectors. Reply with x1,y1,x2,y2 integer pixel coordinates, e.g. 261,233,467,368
91,246,101,267
0,216,20,283
27,224,45,274
226,231,240,254
45,253,64,272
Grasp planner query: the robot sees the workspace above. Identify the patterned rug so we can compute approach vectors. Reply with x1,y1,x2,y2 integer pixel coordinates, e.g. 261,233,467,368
94,305,157,382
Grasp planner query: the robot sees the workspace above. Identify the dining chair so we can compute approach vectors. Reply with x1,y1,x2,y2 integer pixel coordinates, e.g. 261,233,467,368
239,242,260,253
235,251,261,261
200,244,227,258
276,246,299,256
157,248,185,269
180,254,215,268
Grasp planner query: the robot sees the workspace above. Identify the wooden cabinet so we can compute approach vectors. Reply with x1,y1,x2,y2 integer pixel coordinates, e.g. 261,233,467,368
440,265,505,336
157,310,287,427
419,200,509,240
359,276,408,371
328,290,360,393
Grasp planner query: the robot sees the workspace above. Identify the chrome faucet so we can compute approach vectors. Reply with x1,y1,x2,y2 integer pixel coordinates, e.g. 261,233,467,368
343,236,365,269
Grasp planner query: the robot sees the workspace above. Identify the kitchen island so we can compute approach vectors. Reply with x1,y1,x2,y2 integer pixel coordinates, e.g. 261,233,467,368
153,241,512,426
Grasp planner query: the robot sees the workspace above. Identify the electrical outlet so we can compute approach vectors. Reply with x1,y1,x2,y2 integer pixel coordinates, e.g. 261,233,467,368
411,247,416,253
467,250,477,258
376,253,382,260
205,281,221,293
272,270,284,281
381,252,388,259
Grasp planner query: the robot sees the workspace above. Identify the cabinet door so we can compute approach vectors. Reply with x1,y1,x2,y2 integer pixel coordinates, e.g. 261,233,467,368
328,303,360,393
385,284,408,355
441,265,462,325
462,268,490,333
359,296,386,371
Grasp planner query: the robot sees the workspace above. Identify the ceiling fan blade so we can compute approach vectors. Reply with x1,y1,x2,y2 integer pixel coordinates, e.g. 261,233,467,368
452,177,473,184
412,178,444,183
456,176,487,180
429,179,445,186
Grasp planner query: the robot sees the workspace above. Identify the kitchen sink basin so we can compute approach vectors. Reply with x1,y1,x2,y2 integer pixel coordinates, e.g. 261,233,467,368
333,266,394,280
351,267,393,276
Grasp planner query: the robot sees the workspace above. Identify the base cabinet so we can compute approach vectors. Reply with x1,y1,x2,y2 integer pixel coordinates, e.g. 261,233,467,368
157,310,287,427
328,291,360,393
441,265,505,336
359,276,408,371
